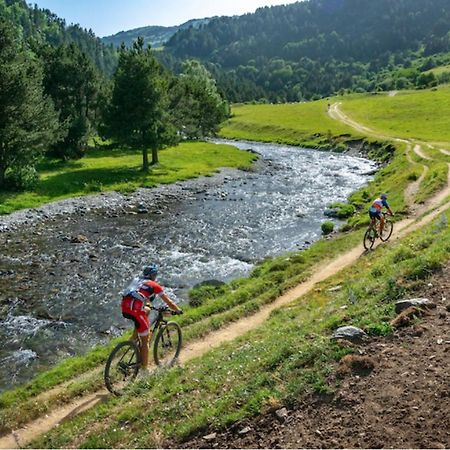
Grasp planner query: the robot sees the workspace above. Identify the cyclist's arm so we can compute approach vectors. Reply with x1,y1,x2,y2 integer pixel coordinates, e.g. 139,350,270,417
382,199,394,216
160,293,182,313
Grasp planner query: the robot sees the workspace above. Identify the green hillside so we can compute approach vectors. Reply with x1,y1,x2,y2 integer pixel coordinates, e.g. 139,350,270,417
102,18,211,49
0,0,117,74
164,0,450,101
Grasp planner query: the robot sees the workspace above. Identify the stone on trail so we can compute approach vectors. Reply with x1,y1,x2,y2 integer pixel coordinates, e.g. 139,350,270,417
203,433,217,441
275,407,289,421
394,298,436,314
70,234,89,244
331,326,368,344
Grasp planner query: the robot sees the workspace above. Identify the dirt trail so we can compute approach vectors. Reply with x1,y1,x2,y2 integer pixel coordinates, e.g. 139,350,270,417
183,263,450,449
405,144,429,207
328,103,407,144
413,144,433,160
2,110,450,449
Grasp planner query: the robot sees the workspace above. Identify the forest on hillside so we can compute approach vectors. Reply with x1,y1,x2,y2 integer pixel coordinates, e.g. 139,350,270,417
102,19,211,49
0,0,118,74
164,0,450,101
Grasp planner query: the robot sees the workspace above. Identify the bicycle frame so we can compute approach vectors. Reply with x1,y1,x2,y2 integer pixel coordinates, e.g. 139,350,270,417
105,306,181,395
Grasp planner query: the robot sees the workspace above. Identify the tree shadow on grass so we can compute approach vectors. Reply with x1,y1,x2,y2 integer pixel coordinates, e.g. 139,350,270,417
83,146,145,160
37,159,84,172
36,166,149,197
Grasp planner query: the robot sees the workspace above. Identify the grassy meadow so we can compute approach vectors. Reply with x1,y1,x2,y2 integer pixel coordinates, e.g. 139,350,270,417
339,89,450,202
339,86,450,145
221,87,450,214
0,141,256,214
220,99,363,149
426,64,450,77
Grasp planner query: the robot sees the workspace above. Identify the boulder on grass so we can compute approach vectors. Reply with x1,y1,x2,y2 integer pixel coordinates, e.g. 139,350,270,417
331,326,368,344
394,298,436,314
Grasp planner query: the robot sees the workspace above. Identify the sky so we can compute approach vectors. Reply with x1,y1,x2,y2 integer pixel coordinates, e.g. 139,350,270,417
32,0,299,37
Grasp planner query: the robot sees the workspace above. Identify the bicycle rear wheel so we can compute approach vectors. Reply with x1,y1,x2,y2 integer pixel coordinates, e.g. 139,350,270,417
104,340,141,396
153,322,182,367
363,227,377,250
380,220,393,242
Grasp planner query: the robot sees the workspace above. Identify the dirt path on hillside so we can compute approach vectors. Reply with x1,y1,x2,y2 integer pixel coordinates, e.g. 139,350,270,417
414,144,433,160
328,102,408,143
1,112,450,449
182,262,450,449
405,145,429,208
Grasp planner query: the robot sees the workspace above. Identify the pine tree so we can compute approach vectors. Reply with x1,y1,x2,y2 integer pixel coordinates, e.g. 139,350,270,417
40,43,102,159
0,19,60,189
170,60,229,139
103,38,176,171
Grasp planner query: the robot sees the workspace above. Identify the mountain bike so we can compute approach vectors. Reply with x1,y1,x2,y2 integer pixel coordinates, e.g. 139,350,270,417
363,212,394,250
104,306,182,396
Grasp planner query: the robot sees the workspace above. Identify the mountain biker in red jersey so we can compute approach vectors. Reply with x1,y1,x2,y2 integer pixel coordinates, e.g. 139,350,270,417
368,193,394,235
121,264,182,371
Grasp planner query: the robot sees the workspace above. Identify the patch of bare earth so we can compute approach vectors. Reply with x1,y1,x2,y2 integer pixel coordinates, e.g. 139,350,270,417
178,263,450,449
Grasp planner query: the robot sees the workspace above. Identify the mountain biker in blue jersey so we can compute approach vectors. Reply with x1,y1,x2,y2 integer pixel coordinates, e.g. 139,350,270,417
368,193,394,235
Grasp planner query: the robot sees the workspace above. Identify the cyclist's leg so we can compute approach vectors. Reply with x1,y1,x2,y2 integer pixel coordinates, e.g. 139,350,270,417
380,213,385,234
369,208,376,226
135,310,151,368
140,334,150,368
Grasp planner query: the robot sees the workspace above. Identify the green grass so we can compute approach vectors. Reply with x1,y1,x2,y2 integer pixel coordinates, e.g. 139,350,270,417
29,210,450,449
426,64,450,76
336,91,450,204
0,141,256,214
220,100,363,149
221,92,450,215
339,86,450,144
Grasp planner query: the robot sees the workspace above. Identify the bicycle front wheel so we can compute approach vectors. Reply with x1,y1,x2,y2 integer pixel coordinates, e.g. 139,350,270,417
380,220,393,242
153,322,182,367
363,227,376,250
104,340,141,396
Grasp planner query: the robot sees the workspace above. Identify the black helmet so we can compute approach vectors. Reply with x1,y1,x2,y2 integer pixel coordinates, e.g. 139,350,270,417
380,193,388,200
143,264,158,278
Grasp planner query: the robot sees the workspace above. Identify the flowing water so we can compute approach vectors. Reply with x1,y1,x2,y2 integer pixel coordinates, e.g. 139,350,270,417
0,140,376,391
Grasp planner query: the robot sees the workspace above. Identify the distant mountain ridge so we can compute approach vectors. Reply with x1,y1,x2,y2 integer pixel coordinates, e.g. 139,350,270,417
102,18,212,49
163,0,450,102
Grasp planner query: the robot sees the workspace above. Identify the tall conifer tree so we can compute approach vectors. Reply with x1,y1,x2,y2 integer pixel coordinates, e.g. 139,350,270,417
0,19,59,189
103,38,176,171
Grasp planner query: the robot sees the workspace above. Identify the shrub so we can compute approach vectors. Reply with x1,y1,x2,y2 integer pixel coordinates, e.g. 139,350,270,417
321,221,334,235
5,166,39,190
83,181,103,193
329,202,356,219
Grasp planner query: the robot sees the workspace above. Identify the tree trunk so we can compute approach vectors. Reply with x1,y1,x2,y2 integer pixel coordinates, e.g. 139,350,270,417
0,165,6,190
142,148,149,172
151,146,159,165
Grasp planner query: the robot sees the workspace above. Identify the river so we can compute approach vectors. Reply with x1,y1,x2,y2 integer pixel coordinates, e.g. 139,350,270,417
0,140,377,391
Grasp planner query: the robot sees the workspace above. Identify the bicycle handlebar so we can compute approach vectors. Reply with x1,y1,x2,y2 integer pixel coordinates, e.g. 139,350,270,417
148,305,182,315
